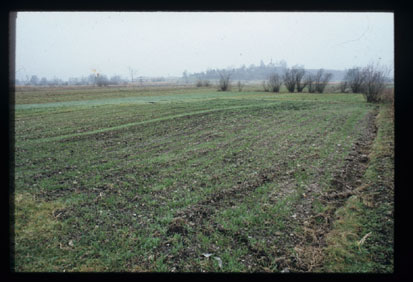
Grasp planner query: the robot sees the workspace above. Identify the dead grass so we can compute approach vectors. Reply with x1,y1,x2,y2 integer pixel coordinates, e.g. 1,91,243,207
323,195,365,272
14,193,66,240
320,104,394,273
380,87,394,121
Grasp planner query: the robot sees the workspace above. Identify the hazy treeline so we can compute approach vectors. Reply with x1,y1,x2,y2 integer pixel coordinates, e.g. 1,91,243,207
195,61,392,101
15,74,128,87
15,74,170,87
185,60,347,82
16,60,392,88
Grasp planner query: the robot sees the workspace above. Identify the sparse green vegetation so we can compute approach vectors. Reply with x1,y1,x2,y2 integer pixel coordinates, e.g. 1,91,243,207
13,86,393,272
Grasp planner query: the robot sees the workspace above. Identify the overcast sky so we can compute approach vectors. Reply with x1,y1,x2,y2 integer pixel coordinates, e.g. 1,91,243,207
15,12,394,81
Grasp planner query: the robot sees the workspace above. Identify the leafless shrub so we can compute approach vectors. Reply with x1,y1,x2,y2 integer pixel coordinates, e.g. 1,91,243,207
96,74,109,87
294,66,307,93
314,69,333,93
283,68,296,93
361,63,390,103
283,66,307,93
218,70,232,91
305,74,316,93
196,79,203,87
196,78,211,87
268,73,282,92
345,67,366,93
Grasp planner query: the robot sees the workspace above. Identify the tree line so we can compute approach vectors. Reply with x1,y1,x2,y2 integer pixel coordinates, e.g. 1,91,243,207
211,62,391,103
212,66,333,93
15,74,129,87
15,74,168,87
185,60,346,83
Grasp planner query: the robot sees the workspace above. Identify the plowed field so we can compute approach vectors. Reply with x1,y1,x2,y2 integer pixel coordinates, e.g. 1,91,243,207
13,87,392,272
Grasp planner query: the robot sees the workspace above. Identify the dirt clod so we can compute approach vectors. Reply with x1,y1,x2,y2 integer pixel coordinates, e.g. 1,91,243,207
360,155,369,163
167,217,188,235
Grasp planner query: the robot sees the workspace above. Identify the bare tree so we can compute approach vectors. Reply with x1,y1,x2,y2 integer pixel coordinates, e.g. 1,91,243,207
305,73,316,93
294,66,307,92
321,73,333,93
345,67,366,93
283,68,296,93
267,73,282,92
218,70,232,91
196,75,211,87
196,78,203,87
361,63,389,103
96,74,109,87
314,69,333,93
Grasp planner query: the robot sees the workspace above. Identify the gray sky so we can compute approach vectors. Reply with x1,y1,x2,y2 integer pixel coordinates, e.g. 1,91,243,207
15,12,394,81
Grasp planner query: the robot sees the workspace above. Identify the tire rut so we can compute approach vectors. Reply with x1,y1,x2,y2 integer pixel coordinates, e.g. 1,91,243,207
287,107,379,272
